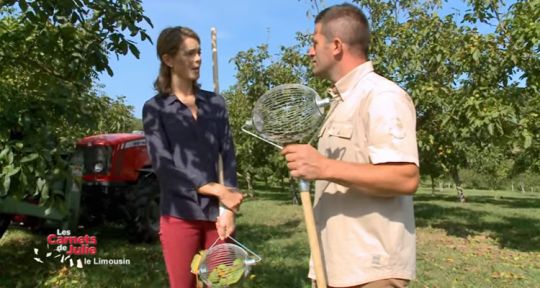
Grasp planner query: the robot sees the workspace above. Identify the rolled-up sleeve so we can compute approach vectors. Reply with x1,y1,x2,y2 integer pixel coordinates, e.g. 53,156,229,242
367,91,419,166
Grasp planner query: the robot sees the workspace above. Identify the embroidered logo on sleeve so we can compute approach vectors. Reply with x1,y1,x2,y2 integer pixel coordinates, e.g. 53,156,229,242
388,117,406,140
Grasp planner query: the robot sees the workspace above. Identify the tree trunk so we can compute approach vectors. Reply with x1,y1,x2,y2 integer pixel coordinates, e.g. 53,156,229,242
245,171,253,197
451,168,466,202
430,175,436,195
289,176,299,205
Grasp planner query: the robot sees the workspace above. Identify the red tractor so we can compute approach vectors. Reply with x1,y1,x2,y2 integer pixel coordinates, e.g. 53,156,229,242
0,132,160,243
76,132,159,243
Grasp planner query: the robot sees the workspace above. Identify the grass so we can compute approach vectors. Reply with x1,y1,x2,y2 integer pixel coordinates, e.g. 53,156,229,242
1,186,539,287
413,188,540,287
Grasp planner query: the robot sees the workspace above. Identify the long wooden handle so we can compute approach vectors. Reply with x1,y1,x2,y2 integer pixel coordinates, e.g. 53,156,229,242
299,184,327,288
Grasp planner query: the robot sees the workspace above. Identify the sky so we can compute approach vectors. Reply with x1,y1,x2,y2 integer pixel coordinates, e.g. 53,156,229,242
97,0,507,118
98,0,344,118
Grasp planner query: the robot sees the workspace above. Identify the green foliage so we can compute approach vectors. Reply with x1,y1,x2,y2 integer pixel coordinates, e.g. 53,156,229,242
128,118,144,132
221,0,539,197
345,0,540,188
0,2,151,207
91,90,140,134
226,0,538,196
459,168,510,190
511,171,540,192
423,166,540,192
207,258,244,287
1,0,152,77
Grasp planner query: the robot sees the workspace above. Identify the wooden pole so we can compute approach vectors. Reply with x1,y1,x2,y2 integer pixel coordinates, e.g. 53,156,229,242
211,27,224,185
211,27,220,97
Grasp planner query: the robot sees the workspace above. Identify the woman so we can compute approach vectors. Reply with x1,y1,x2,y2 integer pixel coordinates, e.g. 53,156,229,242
142,26,243,288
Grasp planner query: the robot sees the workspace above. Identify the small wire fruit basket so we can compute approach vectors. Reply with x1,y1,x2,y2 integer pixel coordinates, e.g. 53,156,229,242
192,236,261,287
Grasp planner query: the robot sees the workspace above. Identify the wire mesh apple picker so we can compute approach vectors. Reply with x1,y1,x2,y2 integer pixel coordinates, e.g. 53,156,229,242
241,83,333,288
193,236,261,288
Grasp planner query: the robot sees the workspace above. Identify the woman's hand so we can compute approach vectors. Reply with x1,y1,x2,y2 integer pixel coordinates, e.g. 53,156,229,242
216,209,236,240
198,183,244,212
218,186,243,213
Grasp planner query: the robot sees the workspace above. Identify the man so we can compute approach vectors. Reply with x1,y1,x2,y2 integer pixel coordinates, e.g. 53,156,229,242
281,4,420,288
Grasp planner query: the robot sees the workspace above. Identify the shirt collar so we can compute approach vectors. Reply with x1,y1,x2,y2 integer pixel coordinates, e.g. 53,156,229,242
326,86,341,101
333,61,374,101
163,87,206,106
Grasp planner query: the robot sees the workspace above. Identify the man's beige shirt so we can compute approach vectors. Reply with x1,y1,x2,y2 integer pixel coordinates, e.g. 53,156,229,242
308,61,418,287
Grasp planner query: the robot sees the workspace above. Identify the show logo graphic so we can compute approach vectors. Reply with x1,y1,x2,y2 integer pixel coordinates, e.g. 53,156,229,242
33,229,131,268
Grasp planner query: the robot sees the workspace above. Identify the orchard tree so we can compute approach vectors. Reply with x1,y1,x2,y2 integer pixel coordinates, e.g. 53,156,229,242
0,1,152,205
504,0,540,175
225,40,329,195
226,0,537,201
337,0,540,201
224,45,272,194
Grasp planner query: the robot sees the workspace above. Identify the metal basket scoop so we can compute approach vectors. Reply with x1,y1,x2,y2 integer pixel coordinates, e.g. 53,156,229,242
195,236,261,287
242,83,331,149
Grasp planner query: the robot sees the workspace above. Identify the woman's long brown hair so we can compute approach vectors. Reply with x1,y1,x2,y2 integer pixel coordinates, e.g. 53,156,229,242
154,26,200,95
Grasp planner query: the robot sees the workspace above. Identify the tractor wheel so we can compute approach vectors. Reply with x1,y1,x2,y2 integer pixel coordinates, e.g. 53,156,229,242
78,185,107,228
0,213,11,239
127,174,160,243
